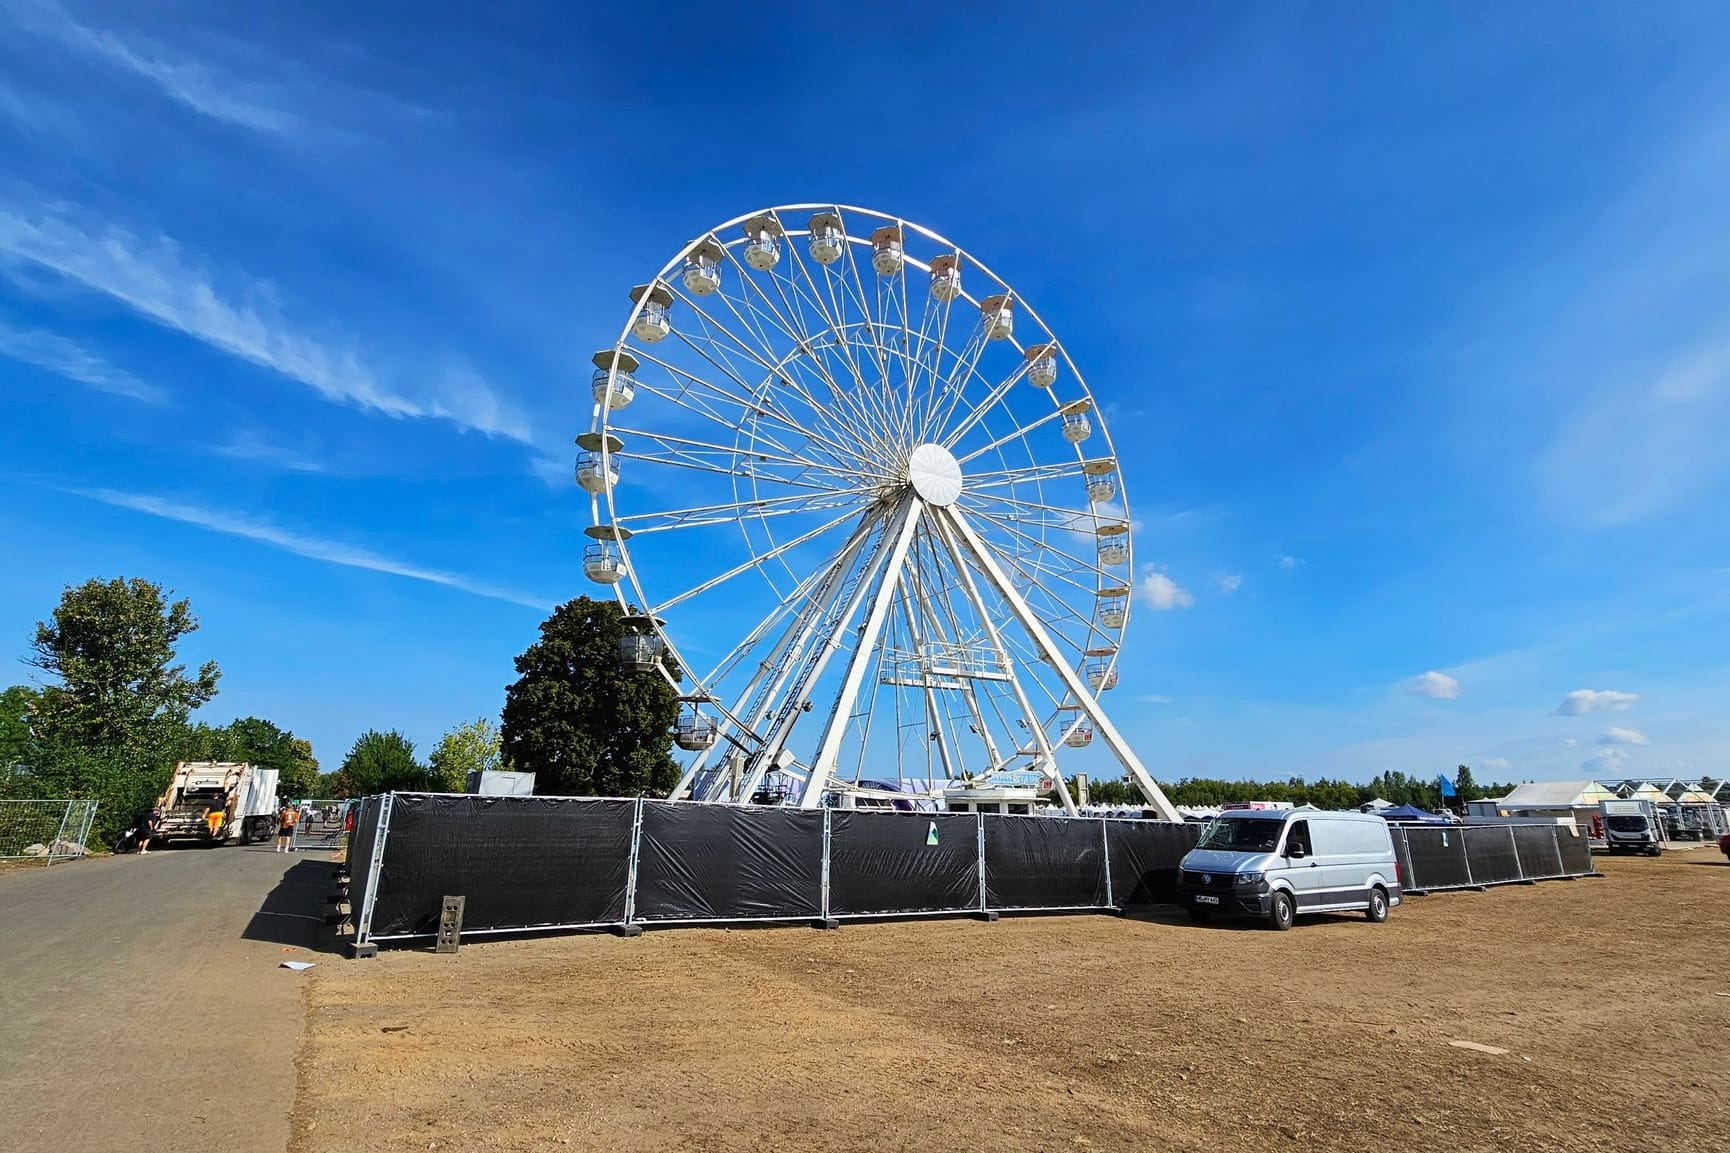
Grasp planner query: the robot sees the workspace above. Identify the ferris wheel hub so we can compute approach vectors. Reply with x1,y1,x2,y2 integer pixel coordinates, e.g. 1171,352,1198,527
906,442,963,507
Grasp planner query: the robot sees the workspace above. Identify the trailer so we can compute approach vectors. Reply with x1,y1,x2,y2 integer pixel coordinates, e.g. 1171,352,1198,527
152,762,280,846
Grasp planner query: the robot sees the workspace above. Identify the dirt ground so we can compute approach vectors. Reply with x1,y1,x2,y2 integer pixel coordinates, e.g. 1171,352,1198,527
293,852,1730,1153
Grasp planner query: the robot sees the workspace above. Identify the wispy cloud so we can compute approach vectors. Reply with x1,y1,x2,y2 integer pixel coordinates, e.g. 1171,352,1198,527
1277,554,1301,570
1135,565,1194,610
1552,688,1639,716
1213,571,1243,594
1482,757,1512,771
1405,670,1461,700
1136,694,1173,705
0,204,534,443
9,1,290,132
71,488,552,611
211,430,325,473
1600,726,1649,746
0,317,166,403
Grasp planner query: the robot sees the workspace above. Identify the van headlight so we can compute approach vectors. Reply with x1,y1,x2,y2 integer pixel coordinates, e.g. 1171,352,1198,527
1234,871,1265,885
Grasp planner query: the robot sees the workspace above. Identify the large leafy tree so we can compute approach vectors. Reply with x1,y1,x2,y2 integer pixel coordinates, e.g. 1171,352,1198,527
225,717,321,797
1,685,36,770
29,578,220,752
428,717,504,792
334,729,428,795
500,597,680,796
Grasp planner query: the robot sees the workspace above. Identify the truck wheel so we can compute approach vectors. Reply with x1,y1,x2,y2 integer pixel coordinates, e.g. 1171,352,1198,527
1267,891,1295,931
1366,886,1389,923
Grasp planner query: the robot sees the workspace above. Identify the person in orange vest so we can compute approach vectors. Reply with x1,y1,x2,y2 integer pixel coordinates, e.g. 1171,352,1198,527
204,806,224,840
276,803,300,852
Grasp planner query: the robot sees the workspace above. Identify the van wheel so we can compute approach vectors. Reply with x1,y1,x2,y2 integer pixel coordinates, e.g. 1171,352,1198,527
1267,891,1295,931
1367,886,1389,923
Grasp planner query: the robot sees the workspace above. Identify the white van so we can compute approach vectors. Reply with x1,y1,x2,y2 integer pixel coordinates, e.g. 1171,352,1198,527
1176,809,1402,930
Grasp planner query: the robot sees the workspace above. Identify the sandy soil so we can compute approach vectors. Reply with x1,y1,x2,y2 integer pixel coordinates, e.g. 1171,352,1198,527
293,852,1730,1153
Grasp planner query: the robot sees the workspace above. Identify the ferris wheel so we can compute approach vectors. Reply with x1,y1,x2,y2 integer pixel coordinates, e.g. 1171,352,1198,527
578,204,1178,821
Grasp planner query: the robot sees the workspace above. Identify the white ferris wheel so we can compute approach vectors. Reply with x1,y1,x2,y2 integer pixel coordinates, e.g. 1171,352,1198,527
578,204,1178,821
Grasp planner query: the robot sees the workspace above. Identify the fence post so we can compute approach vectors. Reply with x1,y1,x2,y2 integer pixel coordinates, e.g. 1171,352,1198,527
1504,825,1522,883
820,807,832,922
75,801,97,860
46,800,74,866
1550,824,1563,879
622,797,646,933
976,812,992,918
1460,826,1477,888
1100,818,1115,909
354,792,395,955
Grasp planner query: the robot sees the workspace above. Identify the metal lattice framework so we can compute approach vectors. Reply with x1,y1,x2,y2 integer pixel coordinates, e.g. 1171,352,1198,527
579,204,1178,820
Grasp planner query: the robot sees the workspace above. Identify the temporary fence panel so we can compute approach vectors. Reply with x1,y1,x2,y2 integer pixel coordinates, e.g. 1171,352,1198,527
1555,824,1593,876
367,795,634,940
1511,824,1565,880
1388,828,1417,892
632,803,824,923
0,798,98,863
983,814,1110,910
827,810,981,917
1461,825,1522,886
291,800,351,851
1104,820,1202,906
1398,827,1474,890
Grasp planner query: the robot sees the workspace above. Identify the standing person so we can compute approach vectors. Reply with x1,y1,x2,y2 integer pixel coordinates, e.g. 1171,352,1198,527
138,808,161,854
204,805,224,841
276,803,299,852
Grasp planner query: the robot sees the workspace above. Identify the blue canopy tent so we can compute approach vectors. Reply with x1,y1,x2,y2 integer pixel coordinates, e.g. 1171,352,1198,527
1379,803,1452,825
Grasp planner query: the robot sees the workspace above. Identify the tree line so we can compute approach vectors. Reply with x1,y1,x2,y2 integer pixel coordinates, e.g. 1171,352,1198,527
1071,764,1515,810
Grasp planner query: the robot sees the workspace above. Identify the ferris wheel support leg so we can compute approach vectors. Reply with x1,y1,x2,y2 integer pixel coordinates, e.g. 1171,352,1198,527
927,509,1075,817
800,498,926,808
940,507,1181,823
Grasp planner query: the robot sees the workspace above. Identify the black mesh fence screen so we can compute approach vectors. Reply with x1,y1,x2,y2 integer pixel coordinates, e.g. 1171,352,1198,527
369,795,633,937
983,815,1110,908
1462,826,1522,885
1511,824,1565,879
1400,827,1474,890
345,797,1596,947
828,811,980,915
634,804,823,922
1556,825,1594,875
1104,820,1201,906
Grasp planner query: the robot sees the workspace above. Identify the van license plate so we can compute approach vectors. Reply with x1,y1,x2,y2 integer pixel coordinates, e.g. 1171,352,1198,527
1194,895,1219,905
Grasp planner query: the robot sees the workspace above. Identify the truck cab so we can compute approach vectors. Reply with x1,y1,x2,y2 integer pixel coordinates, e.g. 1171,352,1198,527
1599,799,1664,857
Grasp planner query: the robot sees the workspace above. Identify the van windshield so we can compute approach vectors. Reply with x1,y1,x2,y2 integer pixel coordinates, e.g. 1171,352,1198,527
1605,815,1649,832
1196,818,1285,852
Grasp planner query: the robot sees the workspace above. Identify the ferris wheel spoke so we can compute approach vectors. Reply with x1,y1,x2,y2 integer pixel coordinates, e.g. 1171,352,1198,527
615,487,869,535
957,504,1115,619
965,459,1094,490
610,426,856,492
962,489,1108,528
937,355,1035,450
652,506,864,613
954,403,1078,467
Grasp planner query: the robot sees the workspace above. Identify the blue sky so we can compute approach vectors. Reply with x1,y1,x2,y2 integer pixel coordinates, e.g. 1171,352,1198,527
2,2,1727,784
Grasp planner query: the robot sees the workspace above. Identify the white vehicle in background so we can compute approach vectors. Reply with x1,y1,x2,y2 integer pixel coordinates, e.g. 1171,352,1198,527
1176,809,1402,930
1599,799,1664,856
152,762,280,846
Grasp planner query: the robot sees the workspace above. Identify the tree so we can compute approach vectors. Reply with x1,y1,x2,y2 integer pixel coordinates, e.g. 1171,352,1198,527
29,578,220,752
1,685,37,770
1453,763,1483,803
335,729,428,795
501,597,680,796
223,717,321,797
428,717,503,792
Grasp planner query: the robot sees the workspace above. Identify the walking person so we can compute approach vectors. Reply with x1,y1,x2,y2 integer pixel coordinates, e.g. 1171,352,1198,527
138,807,161,854
276,803,299,852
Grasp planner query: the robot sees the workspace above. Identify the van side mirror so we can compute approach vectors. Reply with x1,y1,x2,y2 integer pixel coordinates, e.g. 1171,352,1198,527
1286,844,1307,859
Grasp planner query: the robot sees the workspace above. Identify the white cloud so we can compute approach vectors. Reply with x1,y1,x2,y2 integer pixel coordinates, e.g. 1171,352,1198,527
1213,572,1243,594
1552,688,1639,716
1405,670,1461,700
211,431,325,473
1135,566,1193,611
72,488,552,610
0,204,533,443
1600,726,1650,746
1277,555,1301,570
1582,746,1628,773
0,317,166,403
1136,694,1172,705
11,2,290,132
1482,757,1512,771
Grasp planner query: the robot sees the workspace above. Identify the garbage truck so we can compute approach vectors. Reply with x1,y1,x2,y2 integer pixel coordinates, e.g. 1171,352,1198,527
152,762,281,846
1598,799,1665,856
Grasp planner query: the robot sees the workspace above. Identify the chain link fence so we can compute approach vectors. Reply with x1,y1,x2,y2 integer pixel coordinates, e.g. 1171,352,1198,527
291,799,352,851
0,799,99,865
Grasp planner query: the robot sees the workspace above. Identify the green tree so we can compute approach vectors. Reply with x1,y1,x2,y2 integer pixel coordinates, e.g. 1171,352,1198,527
334,729,427,795
1453,763,1482,803
217,717,321,797
428,717,503,792
501,597,680,796
1,685,37,771
28,578,220,752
